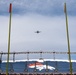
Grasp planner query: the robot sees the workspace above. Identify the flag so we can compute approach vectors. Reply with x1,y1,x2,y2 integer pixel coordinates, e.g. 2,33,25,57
64,3,66,13
9,3,12,13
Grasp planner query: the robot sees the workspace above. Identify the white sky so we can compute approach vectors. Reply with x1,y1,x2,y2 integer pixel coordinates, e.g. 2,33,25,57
0,0,76,60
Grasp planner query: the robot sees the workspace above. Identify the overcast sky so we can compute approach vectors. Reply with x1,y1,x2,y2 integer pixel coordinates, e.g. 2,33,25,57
0,0,76,60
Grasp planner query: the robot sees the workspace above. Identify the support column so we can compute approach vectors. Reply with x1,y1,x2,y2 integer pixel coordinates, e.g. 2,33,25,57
9,53,15,72
45,61,49,72
34,61,37,72
9,63,14,72
24,52,29,72
0,53,2,72
13,53,15,62
40,52,42,60
24,61,28,72
53,52,58,72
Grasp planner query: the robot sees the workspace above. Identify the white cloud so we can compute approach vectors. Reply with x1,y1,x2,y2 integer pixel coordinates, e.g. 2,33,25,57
0,14,76,54
0,0,76,16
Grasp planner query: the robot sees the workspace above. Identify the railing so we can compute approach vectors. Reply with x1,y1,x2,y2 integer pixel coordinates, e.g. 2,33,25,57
0,51,76,62
0,51,76,73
